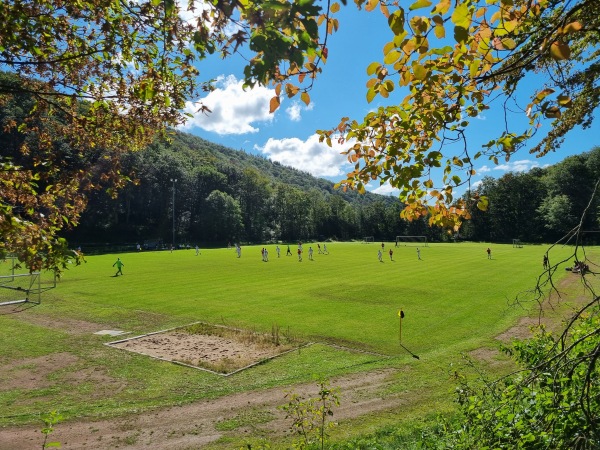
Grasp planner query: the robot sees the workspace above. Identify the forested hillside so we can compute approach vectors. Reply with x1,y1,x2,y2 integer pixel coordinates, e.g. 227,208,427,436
462,146,600,244
65,131,430,246
63,134,600,247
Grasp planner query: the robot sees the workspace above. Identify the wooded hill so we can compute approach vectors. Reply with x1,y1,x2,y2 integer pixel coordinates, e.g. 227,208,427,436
65,131,421,247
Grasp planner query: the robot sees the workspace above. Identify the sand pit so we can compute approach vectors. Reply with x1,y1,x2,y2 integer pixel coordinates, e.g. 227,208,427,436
108,322,301,375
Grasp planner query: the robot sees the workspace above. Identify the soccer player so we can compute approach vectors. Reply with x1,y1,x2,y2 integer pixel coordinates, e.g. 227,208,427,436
286,245,292,256
308,246,314,260
486,247,492,259
113,257,125,276
323,243,328,254
417,247,422,260
378,249,383,262
236,244,242,258
276,246,281,258
389,248,394,261
195,245,200,256
318,243,322,254
297,247,302,262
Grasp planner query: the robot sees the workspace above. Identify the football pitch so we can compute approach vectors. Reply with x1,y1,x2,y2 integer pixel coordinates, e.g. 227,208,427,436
0,241,583,439
51,242,571,355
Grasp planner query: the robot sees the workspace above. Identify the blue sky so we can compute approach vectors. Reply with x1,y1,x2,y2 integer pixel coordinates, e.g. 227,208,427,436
176,3,600,196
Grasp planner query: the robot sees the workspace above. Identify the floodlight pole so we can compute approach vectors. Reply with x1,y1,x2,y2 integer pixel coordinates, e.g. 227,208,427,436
170,178,177,248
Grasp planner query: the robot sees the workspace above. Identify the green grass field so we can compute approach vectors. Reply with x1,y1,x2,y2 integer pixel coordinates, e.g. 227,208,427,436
0,241,584,446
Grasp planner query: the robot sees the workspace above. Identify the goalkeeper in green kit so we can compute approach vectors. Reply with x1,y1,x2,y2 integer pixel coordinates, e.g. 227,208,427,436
113,257,125,276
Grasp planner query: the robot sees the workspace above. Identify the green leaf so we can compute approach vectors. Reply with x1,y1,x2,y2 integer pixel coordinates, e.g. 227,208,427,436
366,87,377,103
366,61,381,76
409,0,432,11
454,26,469,43
451,2,471,29
501,37,516,50
469,60,479,78
164,0,175,16
557,94,572,107
413,63,427,80
383,50,401,64
388,10,405,35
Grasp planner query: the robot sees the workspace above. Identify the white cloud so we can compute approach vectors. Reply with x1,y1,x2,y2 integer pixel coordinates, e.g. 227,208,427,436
478,165,492,173
369,182,399,196
494,159,542,172
286,101,314,122
255,134,351,178
179,75,275,135
471,179,483,189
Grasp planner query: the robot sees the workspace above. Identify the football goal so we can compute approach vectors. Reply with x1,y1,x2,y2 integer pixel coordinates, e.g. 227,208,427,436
362,236,375,244
395,236,429,247
0,272,42,305
0,256,55,306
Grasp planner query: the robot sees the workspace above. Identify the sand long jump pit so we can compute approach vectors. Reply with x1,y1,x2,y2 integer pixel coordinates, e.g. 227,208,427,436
107,322,305,376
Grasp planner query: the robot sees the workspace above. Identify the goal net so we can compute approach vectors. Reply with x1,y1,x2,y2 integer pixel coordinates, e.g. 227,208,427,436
395,236,429,247
0,272,42,305
512,239,523,248
0,256,55,306
362,236,374,244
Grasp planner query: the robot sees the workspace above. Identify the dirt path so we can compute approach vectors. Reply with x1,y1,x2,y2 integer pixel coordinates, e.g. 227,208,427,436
0,368,401,450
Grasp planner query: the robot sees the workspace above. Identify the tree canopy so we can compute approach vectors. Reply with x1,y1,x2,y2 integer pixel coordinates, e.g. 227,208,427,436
318,0,599,231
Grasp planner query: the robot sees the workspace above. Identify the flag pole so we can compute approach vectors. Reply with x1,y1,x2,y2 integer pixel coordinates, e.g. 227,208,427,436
398,309,404,344
397,309,419,359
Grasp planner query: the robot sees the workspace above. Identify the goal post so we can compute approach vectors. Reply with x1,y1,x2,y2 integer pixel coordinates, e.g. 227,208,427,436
0,256,54,306
395,236,429,247
362,236,374,244
0,272,42,305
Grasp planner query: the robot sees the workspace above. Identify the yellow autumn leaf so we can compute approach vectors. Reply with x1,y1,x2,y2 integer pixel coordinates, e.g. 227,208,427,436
563,21,582,34
550,41,571,60
269,96,280,113
432,0,450,15
285,83,299,97
384,50,401,64
300,92,310,106
365,0,378,12
434,24,445,39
